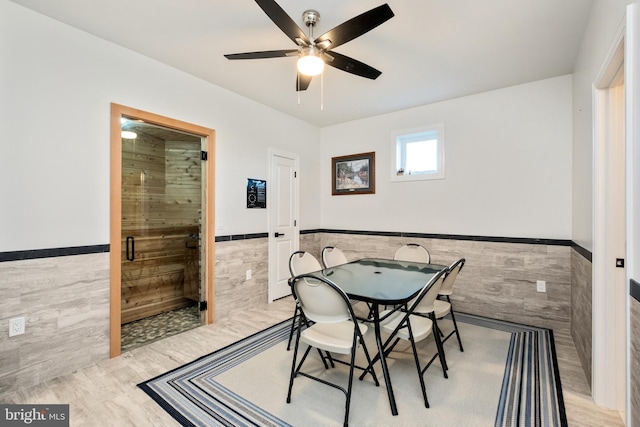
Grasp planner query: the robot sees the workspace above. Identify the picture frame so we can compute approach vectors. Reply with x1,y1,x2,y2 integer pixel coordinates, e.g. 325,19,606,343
331,151,375,195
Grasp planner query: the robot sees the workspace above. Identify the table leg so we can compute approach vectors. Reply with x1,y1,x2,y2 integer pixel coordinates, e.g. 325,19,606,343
372,304,398,416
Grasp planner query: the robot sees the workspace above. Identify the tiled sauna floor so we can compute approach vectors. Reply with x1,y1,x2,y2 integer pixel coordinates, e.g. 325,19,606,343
121,305,201,352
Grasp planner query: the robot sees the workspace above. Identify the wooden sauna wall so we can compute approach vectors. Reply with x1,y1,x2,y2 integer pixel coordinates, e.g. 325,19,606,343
121,134,202,324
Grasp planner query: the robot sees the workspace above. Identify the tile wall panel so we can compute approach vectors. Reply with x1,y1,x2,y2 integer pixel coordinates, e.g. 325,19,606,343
213,234,320,323
570,248,592,388
316,233,572,332
300,233,321,262
631,297,640,426
214,238,268,321
0,253,110,399
0,233,588,399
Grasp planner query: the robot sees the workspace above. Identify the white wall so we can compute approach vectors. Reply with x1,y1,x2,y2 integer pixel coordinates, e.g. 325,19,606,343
320,76,572,239
572,0,630,251
0,1,321,252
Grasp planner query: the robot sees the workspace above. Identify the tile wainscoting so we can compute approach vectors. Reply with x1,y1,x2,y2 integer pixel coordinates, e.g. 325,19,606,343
215,230,576,333
571,248,593,388
631,279,640,425
314,232,573,332
214,236,269,320
0,231,592,399
0,252,110,399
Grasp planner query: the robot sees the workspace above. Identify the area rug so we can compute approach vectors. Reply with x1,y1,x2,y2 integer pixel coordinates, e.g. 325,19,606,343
138,313,567,427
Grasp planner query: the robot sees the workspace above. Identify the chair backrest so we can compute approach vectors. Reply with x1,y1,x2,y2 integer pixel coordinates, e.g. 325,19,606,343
394,244,431,263
289,251,322,277
321,246,349,268
384,268,447,337
291,274,354,324
440,258,465,295
411,269,446,314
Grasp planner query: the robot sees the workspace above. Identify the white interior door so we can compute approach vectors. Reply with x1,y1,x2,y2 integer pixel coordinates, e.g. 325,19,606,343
268,151,299,302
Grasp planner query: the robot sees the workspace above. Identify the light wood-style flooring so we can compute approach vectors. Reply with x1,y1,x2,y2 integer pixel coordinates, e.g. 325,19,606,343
3,298,624,426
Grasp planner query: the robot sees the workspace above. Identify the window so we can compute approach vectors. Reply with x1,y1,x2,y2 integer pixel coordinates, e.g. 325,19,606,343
391,124,445,182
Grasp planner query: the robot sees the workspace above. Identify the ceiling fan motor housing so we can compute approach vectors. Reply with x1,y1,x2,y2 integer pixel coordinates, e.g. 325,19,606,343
302,10,320,27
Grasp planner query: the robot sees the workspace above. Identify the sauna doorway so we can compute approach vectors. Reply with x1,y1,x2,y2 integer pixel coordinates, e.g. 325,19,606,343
109,104,215,357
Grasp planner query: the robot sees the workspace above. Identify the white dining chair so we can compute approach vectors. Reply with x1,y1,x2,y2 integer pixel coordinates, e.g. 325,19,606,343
377,268,448,408
321,245,349,268
287,251,323,351
434,258,466,351
323,245,375,320
394,243,431,263
287,274,379,427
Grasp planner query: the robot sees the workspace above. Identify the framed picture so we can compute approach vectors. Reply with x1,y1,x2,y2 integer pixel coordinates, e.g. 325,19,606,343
332,152,375,195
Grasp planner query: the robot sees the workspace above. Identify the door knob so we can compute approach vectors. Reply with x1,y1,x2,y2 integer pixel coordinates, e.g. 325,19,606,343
274,232,285,237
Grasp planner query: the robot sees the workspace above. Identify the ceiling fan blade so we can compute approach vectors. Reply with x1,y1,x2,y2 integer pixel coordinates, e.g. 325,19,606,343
314,4,394,50
296,73,312,91
255,0,310,46
224,49,298,60
325,51,382,80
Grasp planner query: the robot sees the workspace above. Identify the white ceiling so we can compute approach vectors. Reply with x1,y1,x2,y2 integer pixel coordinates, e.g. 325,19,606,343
11,0,594,127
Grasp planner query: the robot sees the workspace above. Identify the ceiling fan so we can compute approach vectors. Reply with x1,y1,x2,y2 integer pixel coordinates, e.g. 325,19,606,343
224,0,394,91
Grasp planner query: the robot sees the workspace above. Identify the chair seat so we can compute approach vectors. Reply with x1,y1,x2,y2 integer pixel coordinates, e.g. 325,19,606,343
301,321,368,354
380,310,433,342
433,299,451,318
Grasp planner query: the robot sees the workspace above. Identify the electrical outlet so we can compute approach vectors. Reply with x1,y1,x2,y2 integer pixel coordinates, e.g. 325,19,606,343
246,270,252,280
9,317,25,337
536,280,546,293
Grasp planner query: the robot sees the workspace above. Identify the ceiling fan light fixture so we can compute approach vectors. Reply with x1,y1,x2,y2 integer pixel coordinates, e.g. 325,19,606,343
297,52,324,76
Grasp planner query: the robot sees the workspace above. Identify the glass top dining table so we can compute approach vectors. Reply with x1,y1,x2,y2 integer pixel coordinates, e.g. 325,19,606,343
318,257,447,305
307,257,449,416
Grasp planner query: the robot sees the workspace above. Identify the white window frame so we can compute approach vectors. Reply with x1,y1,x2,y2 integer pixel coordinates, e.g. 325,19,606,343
390,124,445,182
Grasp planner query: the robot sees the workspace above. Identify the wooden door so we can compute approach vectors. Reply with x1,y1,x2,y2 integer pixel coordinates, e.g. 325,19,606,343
110,104,215,357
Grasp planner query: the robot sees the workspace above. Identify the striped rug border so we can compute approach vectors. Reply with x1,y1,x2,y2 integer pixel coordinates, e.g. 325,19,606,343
494,329,567,427
138,314,567,427
139,317,293,427
455,313,568,427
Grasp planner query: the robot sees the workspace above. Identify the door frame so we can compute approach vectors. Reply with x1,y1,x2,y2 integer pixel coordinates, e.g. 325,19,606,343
267,148,300,303
592,23,626,411
109,103,215,357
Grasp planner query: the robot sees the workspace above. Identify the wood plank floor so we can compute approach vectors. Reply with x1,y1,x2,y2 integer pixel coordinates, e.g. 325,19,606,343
3,298,624,426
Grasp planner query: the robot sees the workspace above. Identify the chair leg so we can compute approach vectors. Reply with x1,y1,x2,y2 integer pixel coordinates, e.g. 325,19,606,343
320,350,335,369
342,342,357,427
287,305,299,351
447,296,464,352
287,314,306,403
406,321,430,408
356,330,380,387
431,315,449,378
